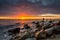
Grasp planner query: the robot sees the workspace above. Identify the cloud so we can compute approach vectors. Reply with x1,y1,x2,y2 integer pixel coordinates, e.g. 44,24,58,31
27,0,60,6
0,4,60,16
0,0,60,6
0,0,60,16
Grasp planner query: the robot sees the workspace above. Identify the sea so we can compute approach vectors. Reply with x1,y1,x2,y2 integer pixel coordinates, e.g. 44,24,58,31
0,19,39,40
0,19,60,40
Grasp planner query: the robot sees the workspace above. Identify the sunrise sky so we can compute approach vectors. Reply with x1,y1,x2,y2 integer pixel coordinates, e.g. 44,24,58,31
0,0,60,19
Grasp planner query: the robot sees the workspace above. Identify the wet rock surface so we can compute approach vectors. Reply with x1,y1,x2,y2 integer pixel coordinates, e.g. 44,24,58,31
1,20,60,40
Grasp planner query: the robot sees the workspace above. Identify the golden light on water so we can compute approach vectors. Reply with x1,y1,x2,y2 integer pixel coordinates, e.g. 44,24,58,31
17,14,60,19
0,14,60,20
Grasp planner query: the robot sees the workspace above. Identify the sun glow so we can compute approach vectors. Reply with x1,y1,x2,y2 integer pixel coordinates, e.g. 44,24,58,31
0,14,60,20
20,16,40,19
21,17,25,19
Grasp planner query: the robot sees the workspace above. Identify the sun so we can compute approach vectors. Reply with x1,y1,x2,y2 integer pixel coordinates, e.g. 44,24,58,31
21,17,25,19
17,12,31,19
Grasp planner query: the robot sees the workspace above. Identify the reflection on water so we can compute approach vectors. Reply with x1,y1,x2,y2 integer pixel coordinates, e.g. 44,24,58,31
0,19,39,25
0,19,60,40
0,19,37,25
0,19,37,40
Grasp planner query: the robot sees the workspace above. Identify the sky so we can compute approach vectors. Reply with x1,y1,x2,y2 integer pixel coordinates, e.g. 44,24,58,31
0,0,60,17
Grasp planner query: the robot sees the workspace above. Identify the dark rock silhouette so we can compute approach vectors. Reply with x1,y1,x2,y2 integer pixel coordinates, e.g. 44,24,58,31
8,28,20,35
35,21,42,31
24,24,30,29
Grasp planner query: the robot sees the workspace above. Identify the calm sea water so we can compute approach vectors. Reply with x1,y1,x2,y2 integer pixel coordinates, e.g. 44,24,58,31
0,19,39,40
0,19,39,25
0,19,60,40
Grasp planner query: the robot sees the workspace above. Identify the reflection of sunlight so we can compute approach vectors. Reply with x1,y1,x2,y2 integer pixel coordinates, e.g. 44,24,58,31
0,17,12,19
0,14,60,19
21,17,25,20
0,17,17,19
